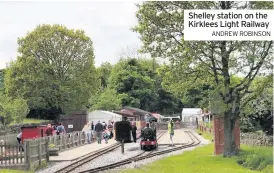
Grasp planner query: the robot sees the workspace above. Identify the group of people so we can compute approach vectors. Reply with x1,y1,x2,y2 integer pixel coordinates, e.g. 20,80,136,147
86,119,139,144
16,122,66,145
87,120,114,144
45,123,66,136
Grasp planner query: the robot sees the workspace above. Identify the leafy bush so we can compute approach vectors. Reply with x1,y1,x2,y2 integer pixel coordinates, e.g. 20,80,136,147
237,146,273,171
49,143,56,148
0,95,29,125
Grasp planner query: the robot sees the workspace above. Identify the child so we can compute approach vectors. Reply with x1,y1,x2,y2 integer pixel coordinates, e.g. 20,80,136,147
168,120,174,146
103,129,110,144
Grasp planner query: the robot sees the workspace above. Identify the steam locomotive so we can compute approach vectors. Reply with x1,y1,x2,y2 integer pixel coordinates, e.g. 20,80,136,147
140,122,158,150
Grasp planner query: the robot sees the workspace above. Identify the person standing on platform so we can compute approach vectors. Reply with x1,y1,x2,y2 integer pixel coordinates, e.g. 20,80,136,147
16,132,24,152
16,132,22,145
95,121,104,144
57,123,66,135
103,129,110,144
107,121,114,139
86,123,92,144
91,121,95,141
91,121,95,131
131,123,137,143
168,120,174,146
46,124,54,136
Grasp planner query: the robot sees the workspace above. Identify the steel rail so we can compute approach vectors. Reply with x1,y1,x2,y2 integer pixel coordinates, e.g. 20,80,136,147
54,131,166,173
53,142,121,173
79,131,200,173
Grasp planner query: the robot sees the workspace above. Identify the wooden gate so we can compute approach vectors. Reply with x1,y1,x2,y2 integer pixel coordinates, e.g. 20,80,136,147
59,111,88,133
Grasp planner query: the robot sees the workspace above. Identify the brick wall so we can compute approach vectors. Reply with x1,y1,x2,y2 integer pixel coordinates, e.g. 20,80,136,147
213,116,240,155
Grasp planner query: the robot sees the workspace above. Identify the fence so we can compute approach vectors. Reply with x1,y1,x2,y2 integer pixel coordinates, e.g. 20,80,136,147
198,125,213,134
156,122,187,130
0,134,18,145
47,131,86,152
24,138,49,169
0,131,87,170
0,142,25,169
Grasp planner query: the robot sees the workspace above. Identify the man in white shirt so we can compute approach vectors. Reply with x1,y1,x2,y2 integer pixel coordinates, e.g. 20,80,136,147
17,132,22,144
17,132,24,152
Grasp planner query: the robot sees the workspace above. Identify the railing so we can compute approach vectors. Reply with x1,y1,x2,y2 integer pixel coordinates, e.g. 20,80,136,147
198,125,213,134
0,131,87,170
0,143,25,167
47,131,86,152
25,138,48,169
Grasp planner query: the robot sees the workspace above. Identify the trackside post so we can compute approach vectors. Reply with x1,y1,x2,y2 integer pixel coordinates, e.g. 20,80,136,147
121,140,124,154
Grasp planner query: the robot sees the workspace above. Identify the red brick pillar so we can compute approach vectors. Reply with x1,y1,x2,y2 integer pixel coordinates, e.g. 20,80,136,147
213,116,240,155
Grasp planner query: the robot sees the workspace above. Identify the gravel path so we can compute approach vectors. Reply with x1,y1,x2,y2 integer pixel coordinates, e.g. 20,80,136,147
36,161,72,173
72,142,144,173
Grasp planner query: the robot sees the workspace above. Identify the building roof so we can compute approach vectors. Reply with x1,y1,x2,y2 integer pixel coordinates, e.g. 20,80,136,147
113,110,137,117
88,110,123,119
182,108,202,115
122,107,151,116
151,113,162,119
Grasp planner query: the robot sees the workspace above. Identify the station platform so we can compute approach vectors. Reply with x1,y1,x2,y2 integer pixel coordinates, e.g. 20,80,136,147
50,138,117,161
157,129,191,144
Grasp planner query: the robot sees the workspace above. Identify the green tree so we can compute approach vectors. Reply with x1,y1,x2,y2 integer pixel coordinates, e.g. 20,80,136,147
4,24,98,119
240,75,273,134
134,1,273,156
0,69,4,92
106,58,183,114
0,93,29,125
97,62,113,90
152,71,183,114
109,58,156,110
91,88,123,111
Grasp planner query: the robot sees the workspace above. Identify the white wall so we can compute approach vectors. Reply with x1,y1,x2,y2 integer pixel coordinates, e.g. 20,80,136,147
88,110,122,124
181,108,202,122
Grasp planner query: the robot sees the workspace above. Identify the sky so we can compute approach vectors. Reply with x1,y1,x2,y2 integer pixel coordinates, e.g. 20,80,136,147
0,1,141,69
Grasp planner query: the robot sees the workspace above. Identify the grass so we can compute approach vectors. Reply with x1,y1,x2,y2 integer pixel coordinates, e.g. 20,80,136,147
120,130,273,173
9,118,50,125
237,146,273,171
196,129,213,141
204,121,213,128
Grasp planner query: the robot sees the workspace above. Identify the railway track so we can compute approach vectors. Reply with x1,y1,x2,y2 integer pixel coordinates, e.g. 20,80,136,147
54,131,166,173
78,130,201,173
53,142,121,173
136,131,166,157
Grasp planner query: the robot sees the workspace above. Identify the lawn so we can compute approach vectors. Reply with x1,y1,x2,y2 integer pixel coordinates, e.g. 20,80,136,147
9,118,50,125
120,131,273,173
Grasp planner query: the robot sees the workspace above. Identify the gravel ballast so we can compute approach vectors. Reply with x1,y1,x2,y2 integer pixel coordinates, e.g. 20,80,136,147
36,130,209,173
